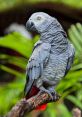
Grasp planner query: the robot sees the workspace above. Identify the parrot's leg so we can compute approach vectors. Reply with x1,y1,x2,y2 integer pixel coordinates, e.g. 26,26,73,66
36,79,53,99
47,86,58,100
38,86,53,100
47,86,55,93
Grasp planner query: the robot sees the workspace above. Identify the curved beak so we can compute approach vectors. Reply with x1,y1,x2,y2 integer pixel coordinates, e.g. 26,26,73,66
26,20,34,30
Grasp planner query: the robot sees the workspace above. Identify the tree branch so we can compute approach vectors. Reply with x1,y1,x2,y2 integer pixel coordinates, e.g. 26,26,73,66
5,91,60,117
72,108,81,117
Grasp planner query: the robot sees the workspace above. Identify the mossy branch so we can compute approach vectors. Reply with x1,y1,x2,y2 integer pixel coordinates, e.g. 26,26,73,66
5,91,60,117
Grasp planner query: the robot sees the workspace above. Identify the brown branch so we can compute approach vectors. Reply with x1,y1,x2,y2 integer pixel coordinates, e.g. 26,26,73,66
5,91,60,117
72,108,81,117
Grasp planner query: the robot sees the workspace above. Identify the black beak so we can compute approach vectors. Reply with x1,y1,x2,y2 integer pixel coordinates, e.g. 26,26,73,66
26,20,34,30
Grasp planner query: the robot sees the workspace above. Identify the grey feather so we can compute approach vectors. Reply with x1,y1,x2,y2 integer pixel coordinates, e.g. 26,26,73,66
65,43,75,75
28,41,51,80
24,71,34,96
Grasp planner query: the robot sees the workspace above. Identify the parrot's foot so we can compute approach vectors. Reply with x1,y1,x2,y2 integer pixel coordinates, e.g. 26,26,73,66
51,92,61,101
38,87,61,101
38,87,53,100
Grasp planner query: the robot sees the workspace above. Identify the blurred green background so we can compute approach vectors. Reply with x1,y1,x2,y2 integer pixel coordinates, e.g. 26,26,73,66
0,0,82,117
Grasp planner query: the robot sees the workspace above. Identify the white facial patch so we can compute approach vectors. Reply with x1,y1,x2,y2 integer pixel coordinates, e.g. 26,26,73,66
29,14,46,27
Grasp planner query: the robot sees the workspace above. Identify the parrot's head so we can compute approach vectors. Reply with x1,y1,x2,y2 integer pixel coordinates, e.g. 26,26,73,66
26,12,54,33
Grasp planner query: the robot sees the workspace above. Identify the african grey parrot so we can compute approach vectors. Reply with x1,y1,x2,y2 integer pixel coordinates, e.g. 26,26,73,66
24,12,75,101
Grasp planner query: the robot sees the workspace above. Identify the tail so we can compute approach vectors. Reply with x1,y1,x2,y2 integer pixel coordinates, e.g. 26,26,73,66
24,76,47,110
29,86,47,111
35,104,47,111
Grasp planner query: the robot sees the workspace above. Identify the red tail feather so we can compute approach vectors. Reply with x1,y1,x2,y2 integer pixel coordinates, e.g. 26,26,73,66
26,86,47,110
35,104,47,111
26,86,39,99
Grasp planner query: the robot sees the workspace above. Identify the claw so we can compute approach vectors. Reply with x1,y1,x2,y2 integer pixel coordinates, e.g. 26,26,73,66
38,87,53,100
51,92,61,101
48,92,53,100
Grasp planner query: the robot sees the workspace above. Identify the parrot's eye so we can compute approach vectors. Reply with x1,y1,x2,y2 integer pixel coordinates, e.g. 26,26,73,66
36,16,42,20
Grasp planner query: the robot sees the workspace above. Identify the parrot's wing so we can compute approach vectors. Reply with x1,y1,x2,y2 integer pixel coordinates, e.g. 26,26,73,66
27,40,51,79
24,40,51,96
65,43,75,75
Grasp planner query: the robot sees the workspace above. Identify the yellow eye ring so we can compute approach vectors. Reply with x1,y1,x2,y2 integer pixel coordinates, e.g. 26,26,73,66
37,16,41,20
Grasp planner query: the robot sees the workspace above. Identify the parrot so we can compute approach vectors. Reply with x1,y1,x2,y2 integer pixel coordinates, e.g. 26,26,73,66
24,12,75,110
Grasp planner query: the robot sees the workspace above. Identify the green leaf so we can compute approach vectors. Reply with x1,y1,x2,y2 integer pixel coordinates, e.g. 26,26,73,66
67,95,82,109
0,64,24,77
0,54,27,69
0,33,33,58
57,104,72,117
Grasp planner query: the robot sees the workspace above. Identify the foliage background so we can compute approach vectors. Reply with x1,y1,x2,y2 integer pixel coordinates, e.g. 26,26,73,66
0,0,82,11
0,0,82,117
